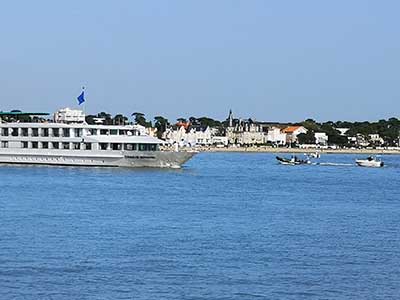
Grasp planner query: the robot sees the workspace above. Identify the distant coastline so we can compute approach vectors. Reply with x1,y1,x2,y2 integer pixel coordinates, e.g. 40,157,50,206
188,146,400,155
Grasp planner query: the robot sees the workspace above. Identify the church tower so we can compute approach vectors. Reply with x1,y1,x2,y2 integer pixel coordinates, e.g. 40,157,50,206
228,109,233,128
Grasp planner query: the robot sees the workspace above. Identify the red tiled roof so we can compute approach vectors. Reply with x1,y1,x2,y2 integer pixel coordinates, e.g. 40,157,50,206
176,122,190,129
282,126,303,133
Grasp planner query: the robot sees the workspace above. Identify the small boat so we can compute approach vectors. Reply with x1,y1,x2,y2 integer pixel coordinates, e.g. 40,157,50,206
276,156,311,166
355,156,384,168
310,151,321,159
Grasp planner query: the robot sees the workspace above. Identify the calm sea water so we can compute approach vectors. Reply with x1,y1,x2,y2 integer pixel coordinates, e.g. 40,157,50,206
1,152,400,299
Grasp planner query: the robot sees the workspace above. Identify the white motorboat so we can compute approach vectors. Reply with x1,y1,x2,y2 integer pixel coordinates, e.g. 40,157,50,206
310,151,321,159
355,156,384,168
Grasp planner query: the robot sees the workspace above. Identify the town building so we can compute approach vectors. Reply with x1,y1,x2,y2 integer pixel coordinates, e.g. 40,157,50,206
225,110,267,145
267,126,287,145
314,132,328,146
368,134,384,145
282,126,308,144
336,128,350,136
163,124,213,147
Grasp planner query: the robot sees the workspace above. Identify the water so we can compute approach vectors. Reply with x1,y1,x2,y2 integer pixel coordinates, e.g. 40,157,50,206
1,152,400,299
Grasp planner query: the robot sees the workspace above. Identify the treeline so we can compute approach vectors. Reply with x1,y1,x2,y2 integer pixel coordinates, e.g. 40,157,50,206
299,118,400,146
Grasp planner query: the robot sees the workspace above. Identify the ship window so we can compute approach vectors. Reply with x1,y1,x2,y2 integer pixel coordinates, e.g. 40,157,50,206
32,128,39,137
21,141,29,148
149,144,157,151
89,129,98,135
100,129,108,135
52,142,59,149
139,144,147,151
52,128,60,137
42,142,49,149
21,128,29,136
84,143,92,150
119,130,126,135
124,143,136,151
11,128,19,136
42,128,49,137
62,128,70,137
110,129,118,135
74,128,82,137
1,128,9,136
32,142,38,149
73,142,80,150
62,142,70,149
111,143,122,150
99,143,108,150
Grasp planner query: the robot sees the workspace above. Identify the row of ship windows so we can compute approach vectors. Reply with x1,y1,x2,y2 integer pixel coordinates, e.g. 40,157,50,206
0,128,136,137
10,156,100,164
0,141,158,151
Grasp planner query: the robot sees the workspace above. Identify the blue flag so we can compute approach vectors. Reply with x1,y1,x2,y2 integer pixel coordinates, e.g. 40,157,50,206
77,91,85,105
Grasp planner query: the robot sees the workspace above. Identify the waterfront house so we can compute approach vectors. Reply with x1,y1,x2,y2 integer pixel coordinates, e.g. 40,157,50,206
163,123,213,147
368,134,384,146
267,126,287,145
225,110,267,145
211,136,229,147
282,126,308,144
314,132,328,146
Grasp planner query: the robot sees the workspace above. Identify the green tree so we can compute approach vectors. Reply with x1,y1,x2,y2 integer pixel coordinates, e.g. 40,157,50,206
297,132,315,144
154,116,169,138
197,117,221,128
132,112,151,127
97,112,113,125
301,119,320,132
328,134,348,146
114,114,128,125
189,116,199,125
177,117,187,123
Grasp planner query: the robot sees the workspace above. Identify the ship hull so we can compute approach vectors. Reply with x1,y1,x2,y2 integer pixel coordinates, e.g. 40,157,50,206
0,149,196,168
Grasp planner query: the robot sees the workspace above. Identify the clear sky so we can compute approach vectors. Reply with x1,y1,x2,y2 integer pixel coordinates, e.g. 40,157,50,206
1,0,399,123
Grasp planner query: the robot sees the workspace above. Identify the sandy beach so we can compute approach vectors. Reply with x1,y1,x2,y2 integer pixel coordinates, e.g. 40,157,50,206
193,146,400,155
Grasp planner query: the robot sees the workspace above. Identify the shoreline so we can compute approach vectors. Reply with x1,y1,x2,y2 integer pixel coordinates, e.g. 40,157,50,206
185,146,400,155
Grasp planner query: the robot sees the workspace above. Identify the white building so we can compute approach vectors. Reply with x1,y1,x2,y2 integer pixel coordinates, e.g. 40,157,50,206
368,134,384,145
267,127,287,145
314,132,328,146
336,128,350,136
211,136,228,147
282,126,308,144
164,125,213,147
225,111,267,145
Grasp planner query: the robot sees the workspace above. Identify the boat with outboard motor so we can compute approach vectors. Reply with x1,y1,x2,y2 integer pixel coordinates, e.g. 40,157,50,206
276,155,311,166
0,108,196,168
355,156,384,168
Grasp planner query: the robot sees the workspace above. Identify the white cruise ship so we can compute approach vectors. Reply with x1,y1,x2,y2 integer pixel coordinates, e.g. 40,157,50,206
0,108,195,168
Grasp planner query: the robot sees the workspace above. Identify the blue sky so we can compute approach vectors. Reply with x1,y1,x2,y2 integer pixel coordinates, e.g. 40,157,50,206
0,1,399,122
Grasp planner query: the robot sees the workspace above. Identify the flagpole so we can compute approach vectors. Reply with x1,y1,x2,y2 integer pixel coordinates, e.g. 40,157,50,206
77,86,86,119
81,86,85,116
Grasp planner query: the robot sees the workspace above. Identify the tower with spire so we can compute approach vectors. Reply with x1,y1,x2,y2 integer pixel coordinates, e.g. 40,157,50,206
228,109,233,128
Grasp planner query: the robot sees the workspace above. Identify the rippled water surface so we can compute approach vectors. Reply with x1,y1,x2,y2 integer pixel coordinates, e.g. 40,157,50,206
1,153,400,299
